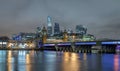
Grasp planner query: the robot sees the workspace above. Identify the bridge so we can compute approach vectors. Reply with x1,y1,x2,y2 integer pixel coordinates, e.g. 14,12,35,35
41,40,120,53
0,39,120,53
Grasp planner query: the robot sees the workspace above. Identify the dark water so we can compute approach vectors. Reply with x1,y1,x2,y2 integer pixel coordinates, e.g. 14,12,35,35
0,50,120,71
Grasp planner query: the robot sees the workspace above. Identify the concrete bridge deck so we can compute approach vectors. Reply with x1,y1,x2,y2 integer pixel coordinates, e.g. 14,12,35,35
0,40,120,53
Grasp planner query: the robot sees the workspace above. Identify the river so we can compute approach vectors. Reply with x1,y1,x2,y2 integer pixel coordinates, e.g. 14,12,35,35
0,50,119,71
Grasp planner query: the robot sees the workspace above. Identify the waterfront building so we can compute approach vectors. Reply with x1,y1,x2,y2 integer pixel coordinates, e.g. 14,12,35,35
47,16,52,36
0,36,9,48
82,34,96,41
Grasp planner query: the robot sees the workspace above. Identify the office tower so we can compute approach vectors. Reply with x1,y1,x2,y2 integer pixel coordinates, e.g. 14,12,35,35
54,22,60,35
36,27,41,33
75,25,87,35
47,16,52,36
36,27,42,38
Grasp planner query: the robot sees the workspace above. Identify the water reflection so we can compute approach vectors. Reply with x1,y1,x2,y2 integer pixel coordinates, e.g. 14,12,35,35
43,51,58,71
0,50,119,71
26,53,31,71
62,52,80,71
114,55,120,71
82,53,88,71
7,51,13,71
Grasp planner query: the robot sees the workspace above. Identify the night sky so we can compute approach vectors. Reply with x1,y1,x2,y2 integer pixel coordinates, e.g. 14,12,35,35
0,0,120,39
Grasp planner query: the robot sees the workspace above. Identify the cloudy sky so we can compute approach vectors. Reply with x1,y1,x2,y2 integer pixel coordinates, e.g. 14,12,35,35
0,0,120,39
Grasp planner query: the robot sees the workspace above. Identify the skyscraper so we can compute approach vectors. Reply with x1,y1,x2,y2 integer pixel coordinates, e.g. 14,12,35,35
47,16,52,36
54,22,60,35
36,27,42,38
75,25,87,35
36,27,41,33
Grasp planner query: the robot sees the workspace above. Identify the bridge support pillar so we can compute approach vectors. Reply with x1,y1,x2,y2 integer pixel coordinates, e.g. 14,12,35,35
55,43,58,51
91,45,102,53
71,42,75,52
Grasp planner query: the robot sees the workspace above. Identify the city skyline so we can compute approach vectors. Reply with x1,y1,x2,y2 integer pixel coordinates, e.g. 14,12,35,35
0,0,120,39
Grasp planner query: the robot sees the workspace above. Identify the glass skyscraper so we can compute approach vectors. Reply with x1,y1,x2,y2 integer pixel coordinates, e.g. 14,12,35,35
47,16,52,36
54,23,60,35
75,25,87,35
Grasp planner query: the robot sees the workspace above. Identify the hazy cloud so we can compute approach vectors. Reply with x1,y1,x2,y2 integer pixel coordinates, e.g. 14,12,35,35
0,0,120,39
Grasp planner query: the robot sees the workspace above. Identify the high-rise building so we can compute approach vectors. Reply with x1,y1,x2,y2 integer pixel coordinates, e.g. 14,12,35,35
75,25,87,35
36,27,42,38
36,27,41,33
54,22,60,35
47,16,52,36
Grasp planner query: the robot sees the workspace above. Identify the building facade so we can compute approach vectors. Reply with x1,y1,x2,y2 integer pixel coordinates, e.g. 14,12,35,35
12,32,36,41
75,25,87,35
47,16,52,36
36,27,42,38
54,22,60,36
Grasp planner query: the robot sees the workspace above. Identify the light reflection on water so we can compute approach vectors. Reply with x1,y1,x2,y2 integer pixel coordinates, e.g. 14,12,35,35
0,50,119,71
62,52,80,71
